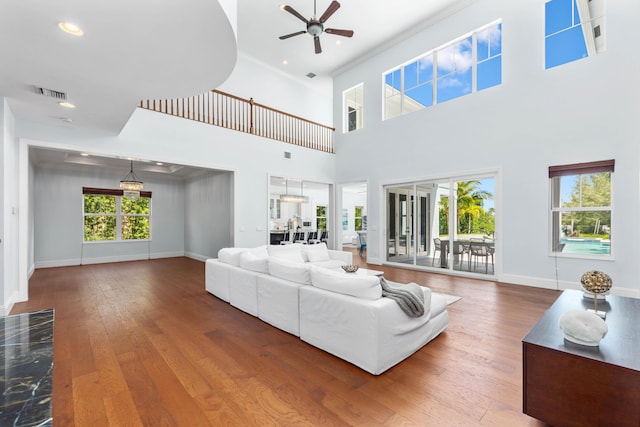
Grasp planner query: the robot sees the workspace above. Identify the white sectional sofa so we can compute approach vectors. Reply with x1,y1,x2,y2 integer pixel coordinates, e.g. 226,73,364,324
205,243,448,375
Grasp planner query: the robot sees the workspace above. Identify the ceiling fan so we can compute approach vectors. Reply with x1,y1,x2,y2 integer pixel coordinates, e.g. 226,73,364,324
279,0,354,54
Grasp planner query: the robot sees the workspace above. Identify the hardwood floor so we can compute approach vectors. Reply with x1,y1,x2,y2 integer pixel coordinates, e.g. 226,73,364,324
11,253,559,426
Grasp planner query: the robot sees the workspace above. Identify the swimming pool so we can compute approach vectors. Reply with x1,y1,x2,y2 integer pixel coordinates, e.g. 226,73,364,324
560,238,611,255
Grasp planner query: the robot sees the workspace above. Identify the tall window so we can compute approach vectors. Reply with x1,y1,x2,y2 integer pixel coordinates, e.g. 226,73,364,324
343,84,364,132
383,20,502,119
545,0,606,69
316,205,327,231
549,160,613,256
83,188,151,241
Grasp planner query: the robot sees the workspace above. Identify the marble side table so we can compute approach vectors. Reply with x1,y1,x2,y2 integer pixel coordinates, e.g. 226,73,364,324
0,309,54,426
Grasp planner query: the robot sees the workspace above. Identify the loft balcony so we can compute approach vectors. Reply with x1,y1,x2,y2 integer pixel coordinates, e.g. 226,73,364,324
139,89,335,153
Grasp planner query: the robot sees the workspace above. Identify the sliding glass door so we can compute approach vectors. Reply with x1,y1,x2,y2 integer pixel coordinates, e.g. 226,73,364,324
386,186,414,262
385,175,496,275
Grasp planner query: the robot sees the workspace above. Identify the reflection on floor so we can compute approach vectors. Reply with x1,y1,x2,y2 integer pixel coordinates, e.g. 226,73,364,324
344,245,495,275
392,255,495,275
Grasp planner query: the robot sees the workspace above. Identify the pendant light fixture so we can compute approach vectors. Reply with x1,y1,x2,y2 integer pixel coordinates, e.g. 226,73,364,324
120,160,143,199
280,179,308,203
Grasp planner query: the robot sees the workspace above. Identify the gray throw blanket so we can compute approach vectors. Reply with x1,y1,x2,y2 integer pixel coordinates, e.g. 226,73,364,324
380,277,425,318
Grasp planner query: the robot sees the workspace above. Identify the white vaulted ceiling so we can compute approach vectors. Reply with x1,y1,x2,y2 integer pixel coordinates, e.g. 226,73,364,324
0,0,237,133
0,0,470,134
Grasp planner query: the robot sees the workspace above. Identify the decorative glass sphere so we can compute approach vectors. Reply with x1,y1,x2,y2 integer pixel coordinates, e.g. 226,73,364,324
580,271,612,294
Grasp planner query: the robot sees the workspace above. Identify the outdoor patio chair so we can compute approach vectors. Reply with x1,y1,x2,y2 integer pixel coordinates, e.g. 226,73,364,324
469,242,494,273
320,231,328,243
452,241,469,268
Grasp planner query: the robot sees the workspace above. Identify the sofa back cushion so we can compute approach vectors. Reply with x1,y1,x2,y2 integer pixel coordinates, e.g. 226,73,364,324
267,244,305,263
218,248,246,266
239,251,269,273
250,245,269,258
302,243,330,262
268,257,313,285
310,267,382,300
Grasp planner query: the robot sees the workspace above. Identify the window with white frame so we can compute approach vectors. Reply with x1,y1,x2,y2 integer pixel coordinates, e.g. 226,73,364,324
316,205,327,231
383,20,502,119
83,187,151,241
354,205,364,231
549,160,613,256
343,84,364,132
545,0,606,70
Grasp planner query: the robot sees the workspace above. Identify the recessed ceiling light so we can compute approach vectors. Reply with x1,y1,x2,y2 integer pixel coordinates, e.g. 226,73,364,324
156,162,164,166
58,22,83,37
80,153,89,157
282,60,288,65
58,101,76,108
336,40,342,45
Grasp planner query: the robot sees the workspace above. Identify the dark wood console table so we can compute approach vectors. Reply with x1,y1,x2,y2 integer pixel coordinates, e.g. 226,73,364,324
522,289,639,427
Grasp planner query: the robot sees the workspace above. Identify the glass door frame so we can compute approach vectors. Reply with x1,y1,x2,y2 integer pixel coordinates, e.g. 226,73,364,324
383,171,497,277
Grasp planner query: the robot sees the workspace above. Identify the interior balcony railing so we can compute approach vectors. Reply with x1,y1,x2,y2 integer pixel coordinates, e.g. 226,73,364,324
139,89,334,153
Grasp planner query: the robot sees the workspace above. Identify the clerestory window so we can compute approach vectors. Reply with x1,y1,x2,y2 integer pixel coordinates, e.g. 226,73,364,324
545,0,606,69
343,84,364,132
383,20,502,119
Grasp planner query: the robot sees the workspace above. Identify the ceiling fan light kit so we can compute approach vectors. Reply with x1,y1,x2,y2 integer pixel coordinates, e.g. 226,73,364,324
279,0,354,54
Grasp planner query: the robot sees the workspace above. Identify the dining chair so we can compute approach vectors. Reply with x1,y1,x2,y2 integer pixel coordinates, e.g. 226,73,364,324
469,242,494,273
279,230,292,245
293,231,307,244
357,232,367,257
452,241,469,269
307,231,319,244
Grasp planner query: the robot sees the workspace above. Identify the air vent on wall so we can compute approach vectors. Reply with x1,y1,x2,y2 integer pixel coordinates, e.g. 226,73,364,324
35,86,68,101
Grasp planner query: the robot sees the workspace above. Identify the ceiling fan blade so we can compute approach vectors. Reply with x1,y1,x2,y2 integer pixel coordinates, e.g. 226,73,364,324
324,28,354,37
319,1,341,23
279,30,307,40
281,5,309,24
314,36,322,54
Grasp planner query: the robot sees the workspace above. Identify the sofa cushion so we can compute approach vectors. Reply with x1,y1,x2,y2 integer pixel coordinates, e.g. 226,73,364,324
250,245,269,258
239,251,269,273
268,244,305,263
309,259,345,270
268,257,312,285
218,247,246,266
310,267,382,300
303,243,330,262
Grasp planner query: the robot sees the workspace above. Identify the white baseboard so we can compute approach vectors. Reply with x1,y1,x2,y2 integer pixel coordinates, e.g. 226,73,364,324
150,251,185,260
28,264,35,279
501,274,639,298
0,291,18,316
184,252,209,262
35,251,187,269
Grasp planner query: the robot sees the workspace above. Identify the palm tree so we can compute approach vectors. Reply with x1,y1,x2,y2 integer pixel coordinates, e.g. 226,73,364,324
455,180,492,234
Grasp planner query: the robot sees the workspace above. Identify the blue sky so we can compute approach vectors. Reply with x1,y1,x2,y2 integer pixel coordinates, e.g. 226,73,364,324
384,22,502,108
545,0,588,69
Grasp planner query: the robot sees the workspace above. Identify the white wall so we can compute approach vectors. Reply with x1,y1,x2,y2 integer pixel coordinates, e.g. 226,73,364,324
218,54,333,126
184,170,233,260
1,98,19,314
33,166,186,267
332,0,640,297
